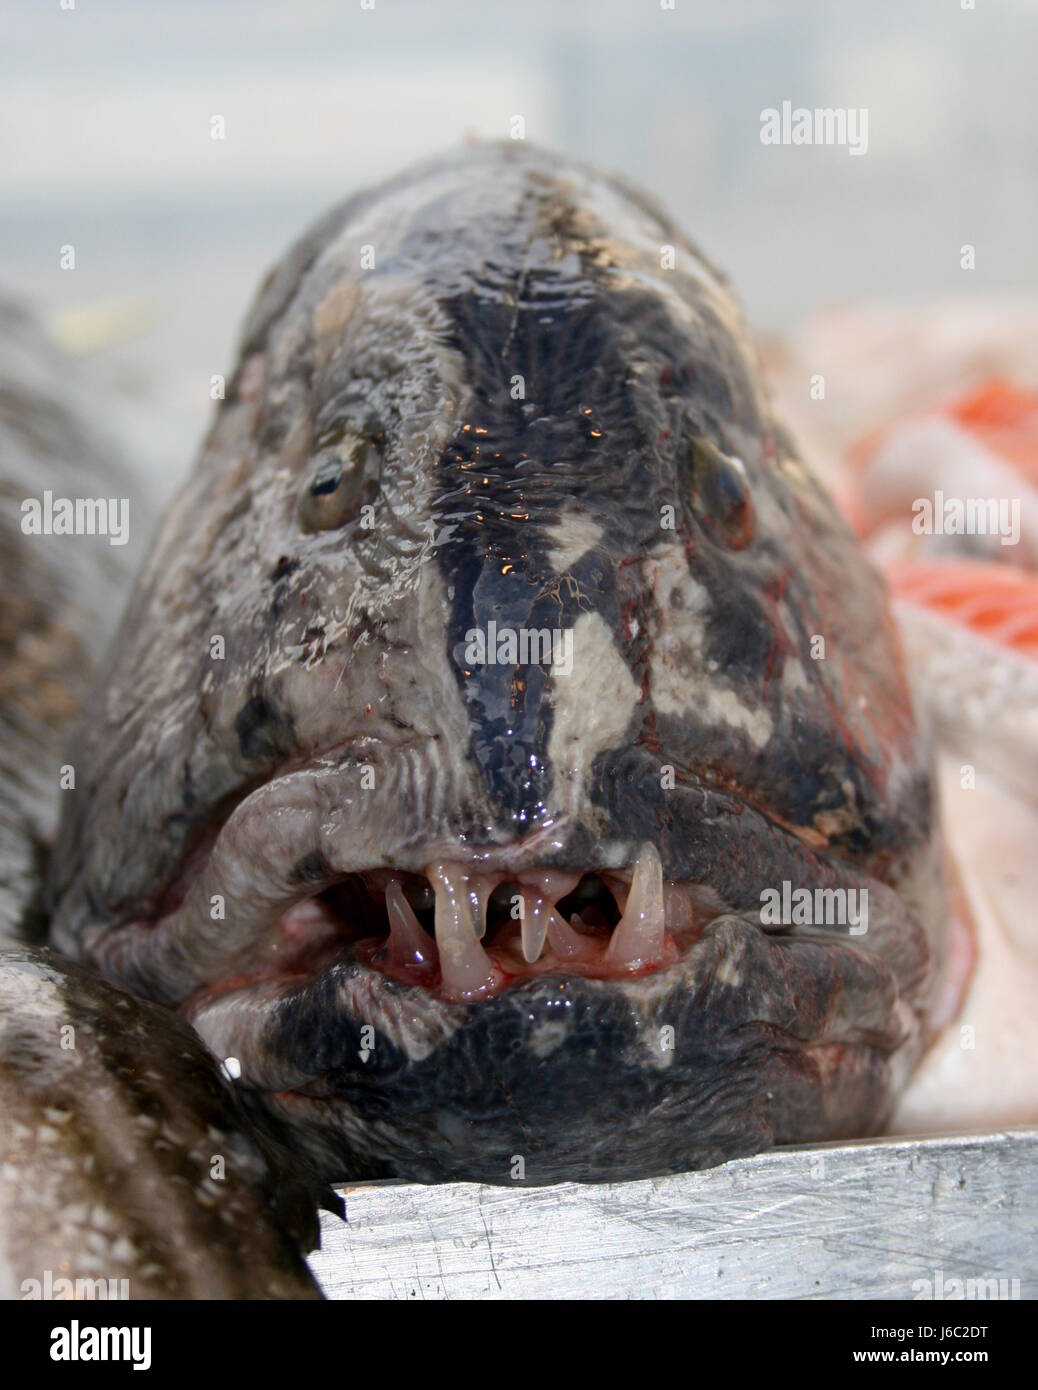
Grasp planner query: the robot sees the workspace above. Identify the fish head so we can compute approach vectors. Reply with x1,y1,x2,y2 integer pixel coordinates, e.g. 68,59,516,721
48,145,945,1182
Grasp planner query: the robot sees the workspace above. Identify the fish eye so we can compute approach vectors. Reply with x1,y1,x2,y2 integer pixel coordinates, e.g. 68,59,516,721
688,435,755,549
298,435,381,531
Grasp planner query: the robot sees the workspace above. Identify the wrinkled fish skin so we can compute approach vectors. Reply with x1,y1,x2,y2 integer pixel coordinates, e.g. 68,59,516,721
0,945,332,1299
47,144,946,1184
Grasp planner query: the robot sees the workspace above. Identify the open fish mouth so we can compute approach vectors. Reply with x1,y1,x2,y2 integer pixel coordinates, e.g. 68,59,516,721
67,742,935,1185
198,853,694,1004
99,839,701,1007
291,851,697,989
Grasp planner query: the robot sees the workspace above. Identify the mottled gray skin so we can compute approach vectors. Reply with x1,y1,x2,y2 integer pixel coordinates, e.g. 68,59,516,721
0,301,332,1295
48,144,945,1184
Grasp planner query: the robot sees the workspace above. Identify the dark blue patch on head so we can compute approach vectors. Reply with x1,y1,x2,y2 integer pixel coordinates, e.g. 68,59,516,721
429,270,667,831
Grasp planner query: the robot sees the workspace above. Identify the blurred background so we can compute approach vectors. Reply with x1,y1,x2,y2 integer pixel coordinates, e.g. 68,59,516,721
2,0,1036,499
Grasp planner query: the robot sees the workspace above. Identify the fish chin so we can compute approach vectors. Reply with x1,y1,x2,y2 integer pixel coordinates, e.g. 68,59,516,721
60,742,937,1185
183,915,924,1186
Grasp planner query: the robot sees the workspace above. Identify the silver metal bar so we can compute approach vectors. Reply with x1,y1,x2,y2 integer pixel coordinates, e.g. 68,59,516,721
308,1128,1038,1299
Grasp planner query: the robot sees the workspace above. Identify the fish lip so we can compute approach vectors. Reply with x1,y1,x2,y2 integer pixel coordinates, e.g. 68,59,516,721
65,736,593,1004
73,735,586,932
74,733,857,932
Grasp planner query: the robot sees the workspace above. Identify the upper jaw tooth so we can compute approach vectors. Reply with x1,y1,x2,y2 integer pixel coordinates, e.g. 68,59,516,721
605,843,666,968
516,867,581,902
663,883,694,933
603,873,629,914
429,862,497,999
519,890,549,963
465,875,497,940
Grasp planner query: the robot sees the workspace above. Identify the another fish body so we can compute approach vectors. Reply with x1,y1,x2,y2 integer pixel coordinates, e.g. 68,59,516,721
46,144,946,1184
0,302,333,1297
0,945,330,1299
0,300,137,940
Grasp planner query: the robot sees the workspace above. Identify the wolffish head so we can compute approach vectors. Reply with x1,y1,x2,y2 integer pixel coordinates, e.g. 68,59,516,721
48,144,943,1183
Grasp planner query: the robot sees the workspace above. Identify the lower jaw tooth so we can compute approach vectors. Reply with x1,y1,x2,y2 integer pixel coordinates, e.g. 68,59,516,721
385,879,438,969
429,862,497,998
547,909,597,961
605,842,666,967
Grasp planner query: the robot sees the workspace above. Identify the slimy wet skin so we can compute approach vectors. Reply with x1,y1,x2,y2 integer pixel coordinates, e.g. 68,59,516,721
47,144,947,1184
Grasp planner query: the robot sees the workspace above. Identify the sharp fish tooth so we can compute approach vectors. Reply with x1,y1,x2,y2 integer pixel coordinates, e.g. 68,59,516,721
603,873,629,913
519,891,549,963
429,862,497,998
605,843,666,967
547,909,597,961
385,879,438,968
466,875,496,940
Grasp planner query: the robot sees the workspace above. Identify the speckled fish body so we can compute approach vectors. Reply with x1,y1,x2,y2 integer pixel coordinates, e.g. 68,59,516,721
0,303,332,1296
47,145,946,1184
0,945,329,1298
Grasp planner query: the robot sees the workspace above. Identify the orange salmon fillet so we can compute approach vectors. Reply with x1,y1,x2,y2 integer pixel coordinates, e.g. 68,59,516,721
947,380,1038,482
886,559,1038,660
